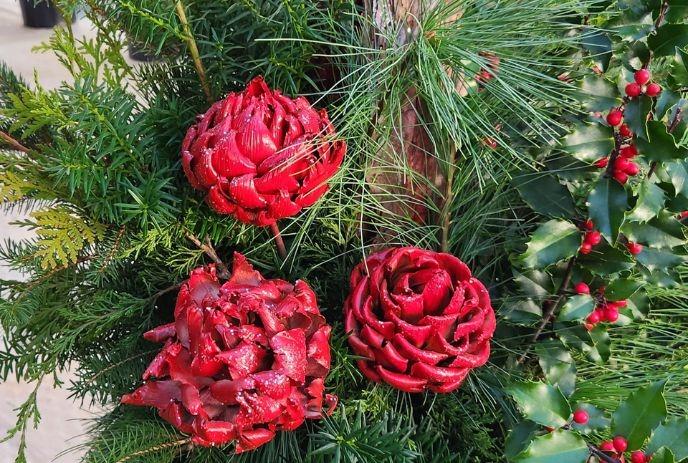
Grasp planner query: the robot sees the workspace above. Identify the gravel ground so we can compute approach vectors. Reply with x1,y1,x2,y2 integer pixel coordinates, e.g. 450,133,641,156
0,2,98,461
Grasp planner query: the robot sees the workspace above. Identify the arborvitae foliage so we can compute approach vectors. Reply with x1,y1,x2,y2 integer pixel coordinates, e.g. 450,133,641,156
1,1,687,462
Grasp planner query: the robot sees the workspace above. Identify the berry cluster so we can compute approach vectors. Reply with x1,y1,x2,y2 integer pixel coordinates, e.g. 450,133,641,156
575,284,627,330
579,219,602,254
597,114,641,184
599,436,653,463
625,69,662,99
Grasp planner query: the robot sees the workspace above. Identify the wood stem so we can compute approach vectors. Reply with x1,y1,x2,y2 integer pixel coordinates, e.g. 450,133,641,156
184,231,230,279
270,222,288,260
0,131,29,153
175,1,212,103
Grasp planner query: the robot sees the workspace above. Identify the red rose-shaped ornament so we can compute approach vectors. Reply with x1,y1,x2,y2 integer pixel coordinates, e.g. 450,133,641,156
122,254,336,452
344,247,496,393
181,77,346,226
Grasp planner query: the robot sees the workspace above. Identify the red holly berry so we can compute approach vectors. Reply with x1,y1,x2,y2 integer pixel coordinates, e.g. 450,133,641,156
615,157,631,171
619,124,633,138
624,161,640,176
587,310,601,324
584,322,595,331
620,144,638,158
613,169,629,184
580,243,593,255
613,436,629,453
600,440,615,452
607,109,623,126
625,82,642,97
572,409,589,424
585,231,602,246
595,157,609,168
631,451,647,463
575,282,590,294
646,82,662,97
610,299,628,308
680,211,688,219
584,219,594,230
634,69,651,85
627,242,643,255
604,306,620,323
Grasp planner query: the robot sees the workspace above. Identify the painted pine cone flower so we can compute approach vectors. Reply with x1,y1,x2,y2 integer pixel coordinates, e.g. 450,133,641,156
181,76,346,226
343,247,496,393
122,253,337,452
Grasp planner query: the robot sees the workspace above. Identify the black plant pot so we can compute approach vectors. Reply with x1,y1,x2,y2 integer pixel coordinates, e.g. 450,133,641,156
19,0,59,28
127,44,158,63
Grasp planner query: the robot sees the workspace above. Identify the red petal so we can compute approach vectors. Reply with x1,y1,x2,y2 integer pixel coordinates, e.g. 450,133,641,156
306,325,331,377
144,322,176,343
217,341,266,379
391,333,448,365
121,380,181,408
376,366,427,393
192,148,219,189
374,342,408,372
180,383,204,416
420,270,454,315
270,329,307,382
253,370,291,399
428,370,470,393
201,420,237,445
410,362,467,383
226,252,263,287
210,377,257,404
191,333,223,377
237,105,277,164
235,428,275,453
212,131,257,177
229,174,267,209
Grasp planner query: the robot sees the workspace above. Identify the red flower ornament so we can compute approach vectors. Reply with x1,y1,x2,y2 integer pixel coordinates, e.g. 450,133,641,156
181,77,346,226
343,247,496,393
122,253,337,452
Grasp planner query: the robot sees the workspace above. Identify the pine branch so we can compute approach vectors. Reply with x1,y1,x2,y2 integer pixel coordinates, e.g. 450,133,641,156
0,131,29,153
174,0,212,103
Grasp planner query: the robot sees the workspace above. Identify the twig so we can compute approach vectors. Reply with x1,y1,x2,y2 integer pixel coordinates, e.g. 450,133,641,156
269,222,288,260
184,231,230,279
0,131,29,153
115,438,192,463
150,283,182,301
440,149,457,253
517,256,577,364
174,1,212,103
588,444,621,463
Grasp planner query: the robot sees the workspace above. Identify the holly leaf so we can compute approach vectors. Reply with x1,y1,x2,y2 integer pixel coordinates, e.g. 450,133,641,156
624,96,653,140
556,324,610,364
571,403,610,434
513,173,576,218
636,121,687,162
611,380,668,450
558,295,595,322
648,24,688,57
588,176,628,243
581,29,613,71
535,339,576,397
665,161,688,197
520,220,580,269
513,430,589,463
505,421,541,460
636,247,688,271
507,382,571,428
623,213,687,249
670,47,688,87
605,278,642,300
502,299,543,326
514,269,554,301
562,124,614,162
650,448,676,463
648,418,688,461
577,241,635,275
579,76,621,112
627,180,666,223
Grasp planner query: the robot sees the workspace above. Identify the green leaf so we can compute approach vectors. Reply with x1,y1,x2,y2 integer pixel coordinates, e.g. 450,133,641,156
623,213,687,249
571,403,610,434
507,382,571,428
636,121,687,162
520,220,580,269
514,269,554,301
665,161,688,197
513,173,576,218
650,447,676,463
556,324,610,364
628,180,666,223
581,29,612,71
558,295,595,322
502,299,543,326
562,124,614,162
605,278,642,300
624,96,653,140
588,176,628,242
648,24,688,57
579,76,621,112
577,241,635,275
513,430,589,463
536,339,576,397
505,421,541,460
648,418,688,461
670,47,688,87
636,247,688,271
611,380,668,450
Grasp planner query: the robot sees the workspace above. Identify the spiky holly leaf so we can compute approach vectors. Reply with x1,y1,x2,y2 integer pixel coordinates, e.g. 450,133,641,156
623,213,687,249
562,124,614,162
556,324,610,364
627,180,666,223
535,339,576,397
648,418,688,461
520,220,580,269
577,241,635,275
624,96,652,140
611,380,667,450
514,269,554,301
505,421,540,460
507,382,571,428
649,447,676,463
588,176,628,243
513,173,576,218
558,295,595,322
581,28,612,71
665,161,688,197
648,24,688,57
637,121,687,162
579,76,620,112
636,247,688,271
502,299,543,326
605,278,642,300
513,430,588,463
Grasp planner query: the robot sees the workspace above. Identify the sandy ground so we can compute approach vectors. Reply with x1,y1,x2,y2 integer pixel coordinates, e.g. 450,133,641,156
0,2,100,461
